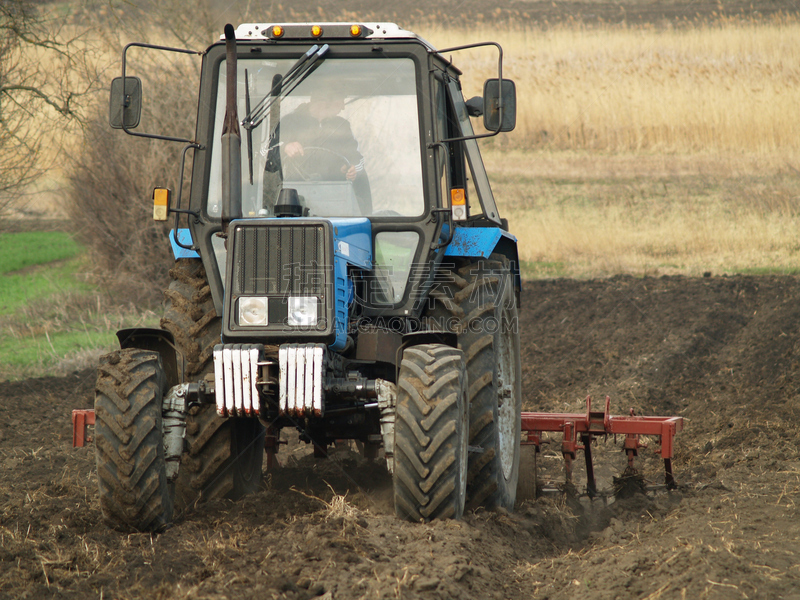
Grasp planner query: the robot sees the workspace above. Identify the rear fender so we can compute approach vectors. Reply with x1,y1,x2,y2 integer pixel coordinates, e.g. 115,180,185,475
443,226,521,299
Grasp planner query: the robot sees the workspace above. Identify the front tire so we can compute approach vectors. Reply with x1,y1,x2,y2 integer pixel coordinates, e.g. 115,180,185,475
393,344,469,521
94,349,173,532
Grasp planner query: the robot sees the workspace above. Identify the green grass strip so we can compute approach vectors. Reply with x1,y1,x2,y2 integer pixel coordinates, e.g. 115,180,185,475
0,329,116,368
0,231,83,275
0,259,89,316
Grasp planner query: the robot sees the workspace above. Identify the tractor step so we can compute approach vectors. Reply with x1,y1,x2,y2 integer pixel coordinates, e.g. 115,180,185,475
520,396,683,498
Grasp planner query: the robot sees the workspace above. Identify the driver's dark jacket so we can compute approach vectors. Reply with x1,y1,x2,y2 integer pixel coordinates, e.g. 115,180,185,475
264,103,371,213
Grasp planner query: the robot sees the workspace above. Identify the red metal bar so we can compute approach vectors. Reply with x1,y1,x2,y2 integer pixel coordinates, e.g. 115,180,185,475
520,398,683,459
72,409,96,448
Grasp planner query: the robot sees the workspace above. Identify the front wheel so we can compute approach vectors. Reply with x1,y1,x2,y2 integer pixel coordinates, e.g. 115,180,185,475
94,349,173,532
393,344,469,521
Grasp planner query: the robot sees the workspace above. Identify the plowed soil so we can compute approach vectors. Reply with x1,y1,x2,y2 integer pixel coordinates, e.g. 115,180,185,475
2,274,799,599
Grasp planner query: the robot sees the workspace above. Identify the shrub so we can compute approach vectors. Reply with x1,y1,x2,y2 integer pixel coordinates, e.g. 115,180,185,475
66,58,198,304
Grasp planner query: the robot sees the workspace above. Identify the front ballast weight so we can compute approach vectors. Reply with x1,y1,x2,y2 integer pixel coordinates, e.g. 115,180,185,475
211,342,398,470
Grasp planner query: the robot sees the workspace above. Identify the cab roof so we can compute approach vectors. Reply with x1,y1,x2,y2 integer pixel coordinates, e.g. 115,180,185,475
230,22,438,52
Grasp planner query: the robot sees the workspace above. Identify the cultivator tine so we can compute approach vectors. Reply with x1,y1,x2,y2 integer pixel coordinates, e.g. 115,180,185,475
664,458,676,490
582,433,597,498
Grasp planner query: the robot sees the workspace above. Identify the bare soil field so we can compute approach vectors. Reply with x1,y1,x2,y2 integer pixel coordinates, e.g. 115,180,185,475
1,274,799,599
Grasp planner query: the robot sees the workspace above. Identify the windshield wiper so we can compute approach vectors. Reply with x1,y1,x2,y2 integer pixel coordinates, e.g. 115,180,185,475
244,68,253,184
241,44,329,131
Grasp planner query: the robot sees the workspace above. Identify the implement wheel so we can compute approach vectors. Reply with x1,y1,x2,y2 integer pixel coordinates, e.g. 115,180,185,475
94,349,173,532
393,344,469,521
161,259,264,510
424,256,522,511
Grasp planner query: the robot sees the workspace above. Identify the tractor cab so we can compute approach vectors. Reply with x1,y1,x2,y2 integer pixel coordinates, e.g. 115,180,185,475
191,23,517,325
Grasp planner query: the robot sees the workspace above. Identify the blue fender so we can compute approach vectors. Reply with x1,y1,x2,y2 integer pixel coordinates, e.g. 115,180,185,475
444,226,521,292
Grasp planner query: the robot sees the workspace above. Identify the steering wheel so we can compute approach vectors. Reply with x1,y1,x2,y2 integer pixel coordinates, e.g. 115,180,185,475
283,146,351,181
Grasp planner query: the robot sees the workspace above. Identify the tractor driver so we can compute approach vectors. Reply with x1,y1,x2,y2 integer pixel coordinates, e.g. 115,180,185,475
263,85,372,215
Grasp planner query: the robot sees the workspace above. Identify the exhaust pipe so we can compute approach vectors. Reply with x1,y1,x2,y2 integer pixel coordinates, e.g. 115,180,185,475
221,23,242,234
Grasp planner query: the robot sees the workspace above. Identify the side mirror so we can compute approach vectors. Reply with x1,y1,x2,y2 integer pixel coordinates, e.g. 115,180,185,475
109,76,142,129
483,78,516,133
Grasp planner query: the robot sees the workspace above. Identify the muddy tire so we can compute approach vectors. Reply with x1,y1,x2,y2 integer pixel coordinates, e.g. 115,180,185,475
424,257,522,511
174,406,265,510
393,344,469,521
94,349,173,532
160,259,264,510
160,258,219,381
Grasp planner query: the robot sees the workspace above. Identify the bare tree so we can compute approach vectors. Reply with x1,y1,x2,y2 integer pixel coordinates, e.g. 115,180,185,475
0,0,98,214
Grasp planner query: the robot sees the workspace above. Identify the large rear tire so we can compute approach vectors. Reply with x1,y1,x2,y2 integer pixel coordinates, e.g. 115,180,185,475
95,349,173,532
424,257,522,511
393,344,469,521
161,259,264,510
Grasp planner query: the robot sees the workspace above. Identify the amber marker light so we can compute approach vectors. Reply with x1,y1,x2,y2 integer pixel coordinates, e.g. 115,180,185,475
153,187,171,221
450,188,467,221
271,25,284,38
350,24,362,37
311,25,323,38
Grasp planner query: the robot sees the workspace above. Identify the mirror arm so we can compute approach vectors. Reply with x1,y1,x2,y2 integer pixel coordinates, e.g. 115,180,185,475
119,42,204,143
434,41,506,143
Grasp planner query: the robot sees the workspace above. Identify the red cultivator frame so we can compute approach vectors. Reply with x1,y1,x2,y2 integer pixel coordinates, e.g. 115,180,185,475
521,396,683,498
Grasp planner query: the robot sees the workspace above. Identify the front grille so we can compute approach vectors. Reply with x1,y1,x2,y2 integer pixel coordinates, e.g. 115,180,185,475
232,224,327,296
225,220,334,341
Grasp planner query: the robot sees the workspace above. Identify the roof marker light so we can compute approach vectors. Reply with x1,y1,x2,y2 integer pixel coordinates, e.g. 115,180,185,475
311,25,323,38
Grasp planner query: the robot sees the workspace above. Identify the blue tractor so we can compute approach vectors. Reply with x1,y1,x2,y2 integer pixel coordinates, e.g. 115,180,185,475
98,22,521,530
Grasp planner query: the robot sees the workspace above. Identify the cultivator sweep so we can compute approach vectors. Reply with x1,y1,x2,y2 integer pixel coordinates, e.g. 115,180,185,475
520,396,684,499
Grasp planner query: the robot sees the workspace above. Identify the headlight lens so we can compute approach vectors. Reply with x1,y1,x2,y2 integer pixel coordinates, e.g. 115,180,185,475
238,297,268,326
288,296,318,326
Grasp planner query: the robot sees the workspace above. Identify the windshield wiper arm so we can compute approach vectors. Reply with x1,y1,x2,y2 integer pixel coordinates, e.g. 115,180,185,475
245,68,253,184
242,44,329,131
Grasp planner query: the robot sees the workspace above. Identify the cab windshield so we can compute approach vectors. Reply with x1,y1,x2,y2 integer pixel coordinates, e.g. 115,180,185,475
207,56,424,218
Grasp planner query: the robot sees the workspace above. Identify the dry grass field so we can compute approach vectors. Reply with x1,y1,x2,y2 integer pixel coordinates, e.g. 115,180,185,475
414,18,800,277
8,12,800,279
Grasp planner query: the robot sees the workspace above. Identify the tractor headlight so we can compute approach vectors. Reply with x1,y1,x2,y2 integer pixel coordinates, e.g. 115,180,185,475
238,297,268,326
287,296,318,327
